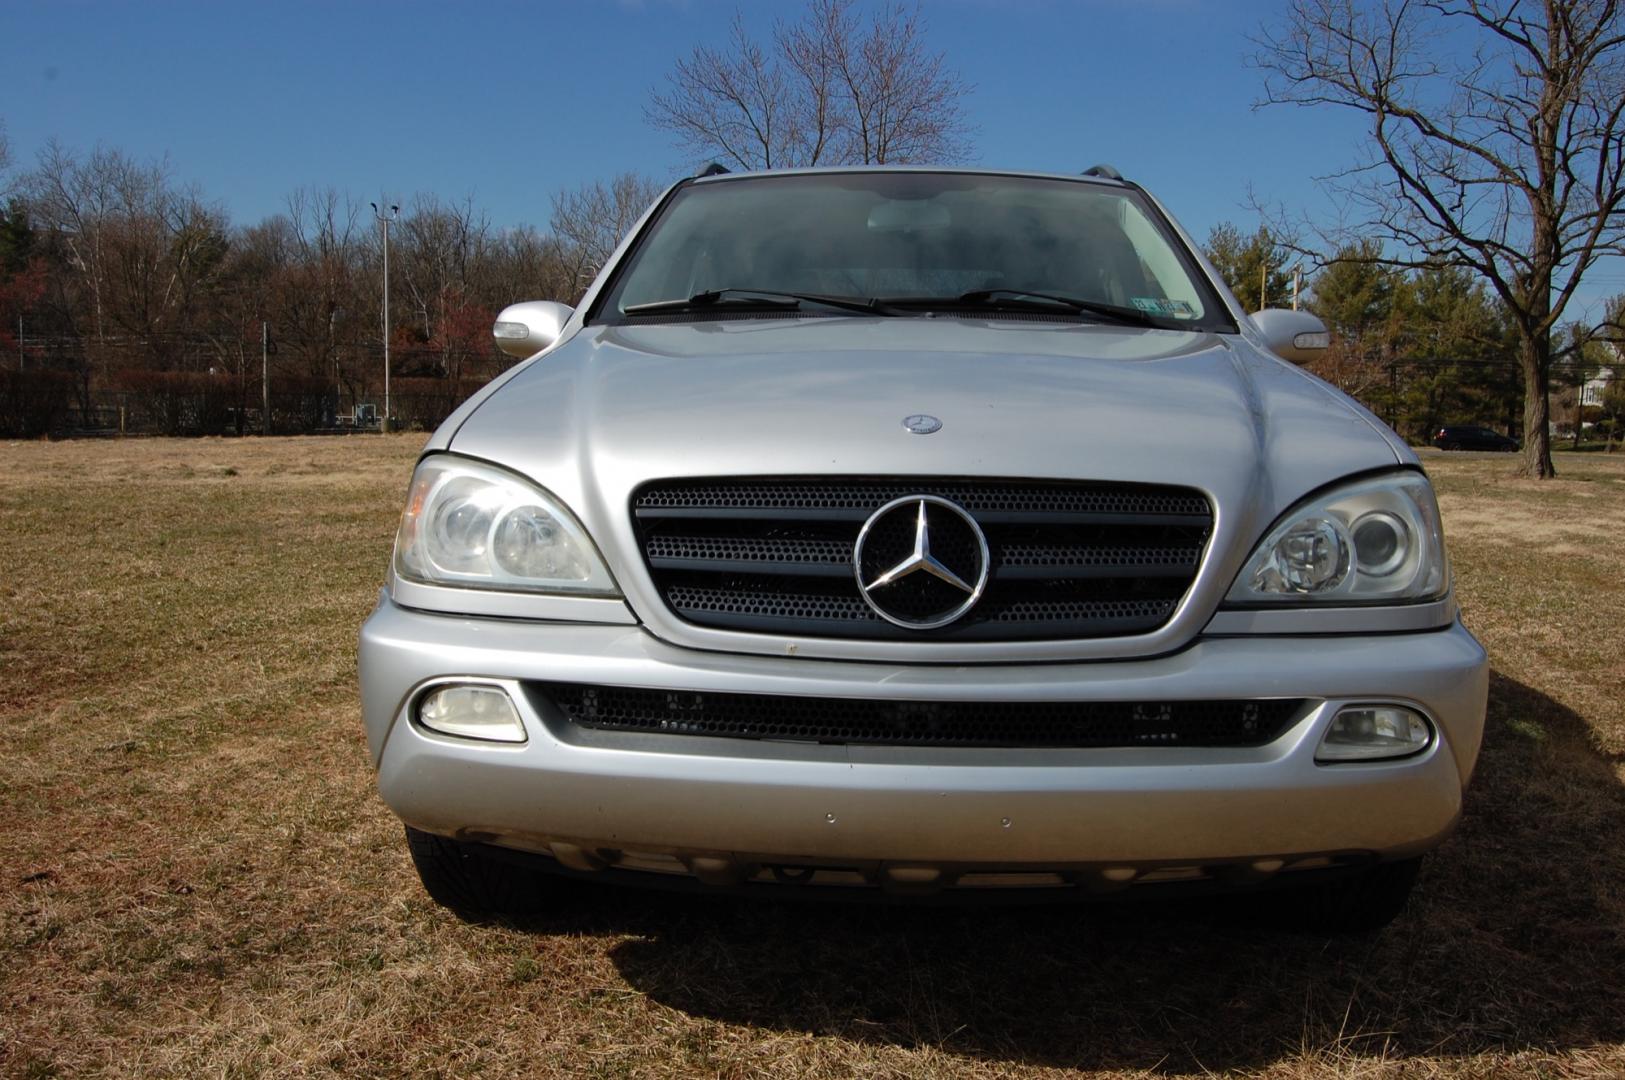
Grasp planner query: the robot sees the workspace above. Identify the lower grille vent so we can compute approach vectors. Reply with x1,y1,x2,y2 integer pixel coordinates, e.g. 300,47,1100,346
540,683,1305,749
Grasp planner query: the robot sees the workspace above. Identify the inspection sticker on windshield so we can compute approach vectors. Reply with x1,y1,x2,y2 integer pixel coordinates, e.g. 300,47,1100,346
1131,297,1196,318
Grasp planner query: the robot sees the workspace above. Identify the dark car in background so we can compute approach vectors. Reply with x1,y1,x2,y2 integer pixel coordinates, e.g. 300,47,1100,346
1432,426,1519,452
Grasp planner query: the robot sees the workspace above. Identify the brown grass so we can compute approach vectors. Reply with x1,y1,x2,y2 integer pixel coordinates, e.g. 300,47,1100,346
1,436,1622,1079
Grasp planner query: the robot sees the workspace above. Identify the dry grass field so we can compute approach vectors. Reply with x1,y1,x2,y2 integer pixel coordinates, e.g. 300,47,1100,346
2,436,1622,1079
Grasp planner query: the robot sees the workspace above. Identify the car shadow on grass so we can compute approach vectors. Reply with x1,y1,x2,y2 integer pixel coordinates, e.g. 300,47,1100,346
517,670,1625,1073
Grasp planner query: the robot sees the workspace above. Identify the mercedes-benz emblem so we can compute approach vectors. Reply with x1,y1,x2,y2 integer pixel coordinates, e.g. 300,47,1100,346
902,414,942,435
853,495,990,629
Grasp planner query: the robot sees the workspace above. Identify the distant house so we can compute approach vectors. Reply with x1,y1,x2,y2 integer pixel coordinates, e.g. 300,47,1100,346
1553,363,1616,437
1580,367,1615,408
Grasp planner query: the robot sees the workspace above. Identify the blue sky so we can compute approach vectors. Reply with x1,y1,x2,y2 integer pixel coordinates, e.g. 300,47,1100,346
4,0,1622,318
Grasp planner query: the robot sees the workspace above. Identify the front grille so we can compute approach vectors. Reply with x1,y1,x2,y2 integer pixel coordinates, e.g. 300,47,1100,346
541,683,1304,748
632,477,1213,641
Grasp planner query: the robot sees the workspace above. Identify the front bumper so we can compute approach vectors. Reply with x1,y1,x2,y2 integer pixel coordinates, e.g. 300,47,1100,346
360,596,1487,887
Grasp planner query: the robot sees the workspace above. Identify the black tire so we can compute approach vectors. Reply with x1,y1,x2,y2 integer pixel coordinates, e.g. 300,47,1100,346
1280,857,1423,934
1444,442,1461,451
1499,443,1517,452
405,826,558,920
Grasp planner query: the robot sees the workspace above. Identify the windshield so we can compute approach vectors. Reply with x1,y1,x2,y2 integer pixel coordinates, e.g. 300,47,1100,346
596,172,1231,330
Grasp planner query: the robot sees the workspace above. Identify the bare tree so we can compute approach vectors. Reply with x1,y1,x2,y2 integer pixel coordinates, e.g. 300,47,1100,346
394,196,495,381
648,0,971,170
1254,0,1625,477
203,220,283,430
26,142,226,364
809,0,971,165
398,197,485,336
0,119,12,194
651,16,804,171
479,224,588,314
277,187,363,381
28,140,120,343
4,122,687,432
549,174,664,298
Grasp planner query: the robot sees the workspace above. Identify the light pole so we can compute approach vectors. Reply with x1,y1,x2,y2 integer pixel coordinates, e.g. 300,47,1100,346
328,306,344,419
371,201,399,432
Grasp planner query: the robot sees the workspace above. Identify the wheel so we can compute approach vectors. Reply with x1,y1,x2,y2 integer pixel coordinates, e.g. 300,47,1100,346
1444,442,1461,451
1278,857,1422,934
405,826,559,920
1499,443,1516,452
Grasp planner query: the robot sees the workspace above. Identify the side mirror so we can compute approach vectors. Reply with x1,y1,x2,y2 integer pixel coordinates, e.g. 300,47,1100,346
1249,309,1330,365
492,300,575,359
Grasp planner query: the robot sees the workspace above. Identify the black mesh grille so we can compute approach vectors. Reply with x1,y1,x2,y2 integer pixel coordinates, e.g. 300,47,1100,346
646,535,854,567
668,583,874,622
542,683,1304,748
998,543,1200,570
663,584,1175,630
635,479,1209,517
633,477,1213,642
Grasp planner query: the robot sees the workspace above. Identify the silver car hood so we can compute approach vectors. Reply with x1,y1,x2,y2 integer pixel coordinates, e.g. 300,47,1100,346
446,317,1405,662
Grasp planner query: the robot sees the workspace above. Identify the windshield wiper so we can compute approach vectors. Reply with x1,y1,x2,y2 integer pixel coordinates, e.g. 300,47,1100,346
882,289,1160,327
623,288,897,317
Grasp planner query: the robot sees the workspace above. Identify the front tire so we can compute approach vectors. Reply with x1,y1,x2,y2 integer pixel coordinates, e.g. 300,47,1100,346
405,827,558,920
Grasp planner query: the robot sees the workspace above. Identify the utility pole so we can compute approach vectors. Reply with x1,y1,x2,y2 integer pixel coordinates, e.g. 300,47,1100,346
1259,263,1267,311
1291,266,1302,311
329,306,343,422
262,320,271,436
371,201,399,433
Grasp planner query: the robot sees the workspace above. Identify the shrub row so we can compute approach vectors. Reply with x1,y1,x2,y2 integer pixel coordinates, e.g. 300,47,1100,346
0,369,76,438
0,369,492,437
100,370,335,436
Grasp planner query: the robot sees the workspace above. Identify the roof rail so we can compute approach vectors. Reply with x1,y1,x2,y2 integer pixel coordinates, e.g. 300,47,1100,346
697,162,731,177
1082,164,1124,181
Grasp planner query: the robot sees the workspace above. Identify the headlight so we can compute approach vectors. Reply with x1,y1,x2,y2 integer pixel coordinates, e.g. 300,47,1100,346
393,456,617,595
1225,471,1448,605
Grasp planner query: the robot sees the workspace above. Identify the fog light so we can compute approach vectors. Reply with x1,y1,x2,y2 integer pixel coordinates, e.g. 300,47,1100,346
416,684,526,743
1317,706,1431,762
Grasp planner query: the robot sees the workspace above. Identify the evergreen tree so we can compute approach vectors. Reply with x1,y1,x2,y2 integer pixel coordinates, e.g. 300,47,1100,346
1392,265,1517,439
1308,240,1397,351
1203,222,1293,311
0,197,34,274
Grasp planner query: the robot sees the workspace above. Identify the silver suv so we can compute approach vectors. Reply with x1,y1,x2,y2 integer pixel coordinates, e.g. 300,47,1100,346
359,167,1487,931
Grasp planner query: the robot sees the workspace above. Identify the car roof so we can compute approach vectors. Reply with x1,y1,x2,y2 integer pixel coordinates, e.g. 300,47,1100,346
688,166,1130,190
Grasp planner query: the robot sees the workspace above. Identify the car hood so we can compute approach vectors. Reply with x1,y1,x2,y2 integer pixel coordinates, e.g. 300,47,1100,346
444,316,1405,658
452,317,1398,507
